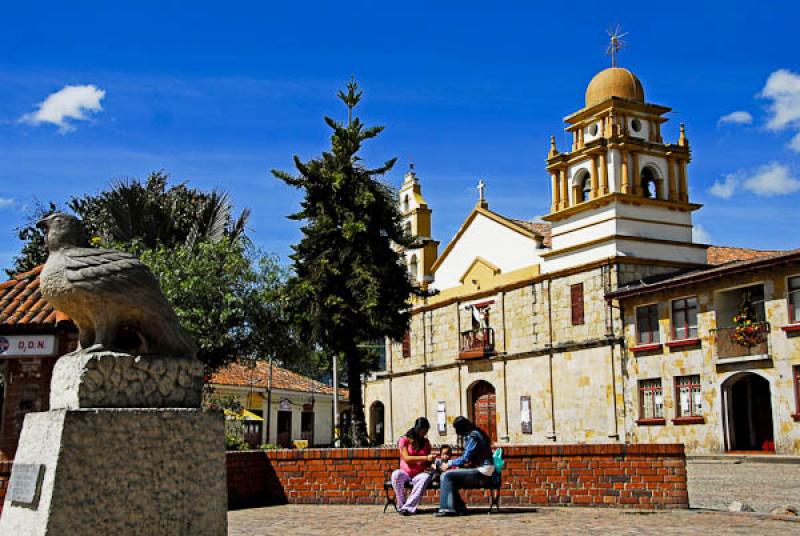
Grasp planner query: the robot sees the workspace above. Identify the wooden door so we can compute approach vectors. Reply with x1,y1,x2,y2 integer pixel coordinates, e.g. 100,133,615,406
277,410,292,448
471,381,497,443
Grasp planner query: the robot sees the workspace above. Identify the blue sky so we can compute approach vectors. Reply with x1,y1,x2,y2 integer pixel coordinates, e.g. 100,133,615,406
1,1,799,273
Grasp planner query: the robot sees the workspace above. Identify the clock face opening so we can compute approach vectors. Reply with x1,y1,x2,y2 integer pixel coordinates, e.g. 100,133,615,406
589,123,599,136
631,118,642,132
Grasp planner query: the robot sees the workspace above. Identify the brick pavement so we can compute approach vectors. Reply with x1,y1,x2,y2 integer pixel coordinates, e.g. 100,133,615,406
228,505,800,536
687,460,800,512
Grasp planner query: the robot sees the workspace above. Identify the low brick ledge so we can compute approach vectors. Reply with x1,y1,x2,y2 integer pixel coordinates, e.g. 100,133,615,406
236,443,685,461
227,443,688,511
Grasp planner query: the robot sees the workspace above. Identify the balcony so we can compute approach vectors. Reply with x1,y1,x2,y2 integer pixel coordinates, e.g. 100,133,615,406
711,322,771,364
459,327,495,360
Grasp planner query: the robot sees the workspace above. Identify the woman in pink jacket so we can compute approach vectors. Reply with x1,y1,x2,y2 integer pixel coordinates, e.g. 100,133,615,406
391,417,435,515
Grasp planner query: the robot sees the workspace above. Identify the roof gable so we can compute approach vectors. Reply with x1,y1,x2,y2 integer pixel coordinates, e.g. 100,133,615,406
431,207,548,291
210,359,347,399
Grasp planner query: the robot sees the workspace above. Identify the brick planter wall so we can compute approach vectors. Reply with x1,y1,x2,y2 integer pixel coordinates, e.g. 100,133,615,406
227,444,688,510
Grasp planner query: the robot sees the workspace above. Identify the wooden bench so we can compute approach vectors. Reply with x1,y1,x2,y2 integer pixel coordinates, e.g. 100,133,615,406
382,470,501,513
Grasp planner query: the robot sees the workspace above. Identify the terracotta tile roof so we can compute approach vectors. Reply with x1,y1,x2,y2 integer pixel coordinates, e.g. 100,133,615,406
0,265,71,328
210,359,348,399
706,245,785,266
610,249,800,300
510,219,552,247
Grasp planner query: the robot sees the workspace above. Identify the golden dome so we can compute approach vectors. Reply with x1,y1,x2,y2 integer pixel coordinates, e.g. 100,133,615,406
585,67,645,108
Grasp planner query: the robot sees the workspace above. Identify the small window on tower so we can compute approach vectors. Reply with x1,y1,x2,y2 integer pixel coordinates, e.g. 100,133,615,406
631,118,642,132
579,174,592,202
403,195,410,213
409,255,418,280
589,123,599,136
641,167,658,199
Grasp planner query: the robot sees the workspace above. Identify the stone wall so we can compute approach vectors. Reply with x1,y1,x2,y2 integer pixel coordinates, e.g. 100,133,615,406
621,263,800,454
369,262,677,448
226,444,689,510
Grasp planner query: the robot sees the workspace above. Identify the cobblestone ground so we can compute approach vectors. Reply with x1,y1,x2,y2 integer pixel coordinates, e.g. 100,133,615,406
228,505,800,535
687,460,800,512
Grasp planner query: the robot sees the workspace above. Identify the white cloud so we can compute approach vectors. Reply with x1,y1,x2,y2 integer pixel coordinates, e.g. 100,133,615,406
710,174,738,199
21,84,106,132
718,111,752,126
761,69,800,132
692,224,712,244
742,162,800,196
0,197,14,209
790,132,800,153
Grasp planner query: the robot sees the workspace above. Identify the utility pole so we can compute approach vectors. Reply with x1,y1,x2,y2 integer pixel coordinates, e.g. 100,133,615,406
265,357,273,445
332,354,340,447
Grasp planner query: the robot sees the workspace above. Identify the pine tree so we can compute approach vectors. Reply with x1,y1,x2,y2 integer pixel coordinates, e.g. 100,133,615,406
274,79,416,445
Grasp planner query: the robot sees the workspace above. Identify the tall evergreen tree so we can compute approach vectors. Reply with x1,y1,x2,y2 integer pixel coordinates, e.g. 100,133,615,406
274,80,416,445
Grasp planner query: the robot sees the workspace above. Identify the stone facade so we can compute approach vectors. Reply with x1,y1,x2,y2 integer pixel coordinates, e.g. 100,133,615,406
363,64,800,455
365,261,680,449
618,259,800,454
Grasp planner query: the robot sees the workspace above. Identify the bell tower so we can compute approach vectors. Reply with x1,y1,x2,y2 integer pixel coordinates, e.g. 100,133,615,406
398,164,439,288
540,64,707,272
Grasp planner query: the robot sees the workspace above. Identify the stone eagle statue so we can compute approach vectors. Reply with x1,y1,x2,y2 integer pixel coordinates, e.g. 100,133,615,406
38,212,197,358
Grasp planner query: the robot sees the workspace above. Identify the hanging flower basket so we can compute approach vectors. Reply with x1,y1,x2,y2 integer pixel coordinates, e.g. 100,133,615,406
731,314,765,347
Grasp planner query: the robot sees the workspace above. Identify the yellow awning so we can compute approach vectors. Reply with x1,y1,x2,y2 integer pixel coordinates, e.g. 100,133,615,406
223,409,263,421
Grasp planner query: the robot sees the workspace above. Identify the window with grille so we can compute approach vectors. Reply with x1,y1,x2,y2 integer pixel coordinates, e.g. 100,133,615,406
636,304,660,344
671,296,698,340
571,283,584,326
639,379,664,420
402,330,410,358
789,276,800,323
675,375,702,417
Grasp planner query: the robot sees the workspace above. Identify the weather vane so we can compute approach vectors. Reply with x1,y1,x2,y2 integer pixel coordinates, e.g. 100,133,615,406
606,25,628,67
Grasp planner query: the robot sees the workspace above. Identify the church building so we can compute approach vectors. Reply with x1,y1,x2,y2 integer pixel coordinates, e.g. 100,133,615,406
364,65,800,455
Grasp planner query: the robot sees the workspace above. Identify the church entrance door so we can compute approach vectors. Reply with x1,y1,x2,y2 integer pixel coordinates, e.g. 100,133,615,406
469,380,497,444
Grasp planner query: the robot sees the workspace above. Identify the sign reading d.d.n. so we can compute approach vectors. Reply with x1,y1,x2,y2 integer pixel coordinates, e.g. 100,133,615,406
0,335,57,357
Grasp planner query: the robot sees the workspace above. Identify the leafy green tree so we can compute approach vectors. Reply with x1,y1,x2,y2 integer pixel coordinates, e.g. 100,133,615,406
139,240,305,370
8,171,249,275
273,80,417,445
7,173,306,373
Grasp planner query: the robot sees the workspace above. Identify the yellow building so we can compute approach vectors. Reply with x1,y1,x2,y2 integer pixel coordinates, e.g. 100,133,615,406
364,66,800,455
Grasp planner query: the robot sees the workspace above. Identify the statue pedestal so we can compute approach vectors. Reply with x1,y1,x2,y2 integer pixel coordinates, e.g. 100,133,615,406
0,352,227,535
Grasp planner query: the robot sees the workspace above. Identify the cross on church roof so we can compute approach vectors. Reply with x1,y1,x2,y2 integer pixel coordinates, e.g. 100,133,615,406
478,179,486,202
606,25,628,67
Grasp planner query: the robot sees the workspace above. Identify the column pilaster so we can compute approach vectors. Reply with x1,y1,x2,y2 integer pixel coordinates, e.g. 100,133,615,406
551,172,560,212
599,151,609,194
667,157,677,201
620,149,630,194
679,160,688,202
590,156,599,198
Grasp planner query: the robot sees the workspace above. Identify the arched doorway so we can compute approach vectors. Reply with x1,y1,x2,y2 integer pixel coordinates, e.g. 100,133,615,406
722,373,775,452
469,380,497,443
369,401,385,445
640,166,661,199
